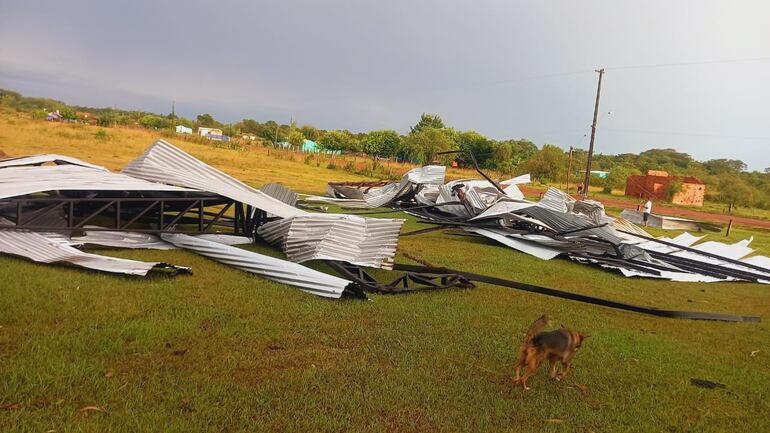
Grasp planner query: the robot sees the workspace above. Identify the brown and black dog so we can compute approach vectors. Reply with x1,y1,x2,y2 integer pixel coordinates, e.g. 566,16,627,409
513,323,588,390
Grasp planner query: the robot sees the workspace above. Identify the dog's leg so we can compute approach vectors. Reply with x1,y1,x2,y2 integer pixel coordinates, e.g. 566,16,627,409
513,353,523,384
520,353,541,391
557,360,572,380
548,358,558,379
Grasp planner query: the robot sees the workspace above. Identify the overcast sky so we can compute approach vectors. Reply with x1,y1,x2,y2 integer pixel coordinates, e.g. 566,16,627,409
1,0,769,169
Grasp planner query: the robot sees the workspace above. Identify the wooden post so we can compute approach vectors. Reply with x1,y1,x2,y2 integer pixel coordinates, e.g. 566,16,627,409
726,219,733,237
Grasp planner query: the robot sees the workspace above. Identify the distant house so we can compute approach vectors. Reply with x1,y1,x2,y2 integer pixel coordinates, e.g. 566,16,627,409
625,170,706,207
198,127,223,137
207,134,230,142
301,139,319,152
176,125,193,134
46,110,63,122
300,139,340,155
579,170,610,179
76,111,97,125
241,133,257,141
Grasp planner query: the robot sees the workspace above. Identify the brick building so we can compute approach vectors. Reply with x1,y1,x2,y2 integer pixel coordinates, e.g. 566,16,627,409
624,170,705,207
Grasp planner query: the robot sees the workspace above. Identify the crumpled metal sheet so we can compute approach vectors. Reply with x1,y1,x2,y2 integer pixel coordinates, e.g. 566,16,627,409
161,233,351,298
404,165,446,185
0,229,167,275
466,228,562,260
122,140,306,218
0,154,108,171
537,187,575,213
308,165,446,209
257,214,405,269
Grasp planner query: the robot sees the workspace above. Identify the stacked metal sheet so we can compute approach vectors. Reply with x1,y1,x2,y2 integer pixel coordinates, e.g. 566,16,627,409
257,214,405,269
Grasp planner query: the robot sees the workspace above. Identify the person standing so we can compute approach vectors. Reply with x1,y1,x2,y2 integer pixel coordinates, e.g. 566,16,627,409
643,199,652,226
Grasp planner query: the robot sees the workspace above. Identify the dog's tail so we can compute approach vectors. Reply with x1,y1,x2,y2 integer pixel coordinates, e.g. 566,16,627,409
523,314,550,344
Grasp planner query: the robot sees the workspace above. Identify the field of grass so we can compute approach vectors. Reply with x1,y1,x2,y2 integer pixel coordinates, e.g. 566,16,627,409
1,112,770,432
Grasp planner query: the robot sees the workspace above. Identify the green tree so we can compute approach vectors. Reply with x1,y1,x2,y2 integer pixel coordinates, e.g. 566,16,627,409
410,113,445,134
138,114,170,129
288,130,306,150
196,113,221,128
455,131,494,168
704,158,747,175
603,165,640,193
319,130,356,155
401,127,454,164
362,130,401,161
718,174,754,207
300,125,320,142
59,107,76,120
522,144,565,182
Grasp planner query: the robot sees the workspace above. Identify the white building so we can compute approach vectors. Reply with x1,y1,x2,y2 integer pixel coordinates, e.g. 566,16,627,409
198,127,223,137
175,125,193,134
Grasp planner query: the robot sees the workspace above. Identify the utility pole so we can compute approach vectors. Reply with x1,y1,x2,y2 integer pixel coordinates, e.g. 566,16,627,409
582,68,605,199
171,100,175,118
565,146,573,193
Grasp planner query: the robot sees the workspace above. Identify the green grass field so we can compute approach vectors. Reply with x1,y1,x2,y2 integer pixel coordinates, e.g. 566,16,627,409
1,114,770,432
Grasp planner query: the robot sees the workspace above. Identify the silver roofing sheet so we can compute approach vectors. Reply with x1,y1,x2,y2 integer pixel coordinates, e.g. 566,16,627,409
257,214,405,269
161,233,351,298
0,154,108,171
71,229,176,250
538,187,574,213
466,228,562,260
72,230,252,250
122,140,306,218
405,165,446,185
0,229,162,275
259,183,299,206
0,164,195,200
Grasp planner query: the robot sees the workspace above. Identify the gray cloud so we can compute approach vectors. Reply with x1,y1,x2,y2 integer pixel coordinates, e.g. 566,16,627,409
1,0,769,169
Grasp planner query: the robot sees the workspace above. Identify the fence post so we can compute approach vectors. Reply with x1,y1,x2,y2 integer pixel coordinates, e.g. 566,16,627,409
726,219,733,237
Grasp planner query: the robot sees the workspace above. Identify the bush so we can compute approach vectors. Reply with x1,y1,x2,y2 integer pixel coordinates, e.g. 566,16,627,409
94,130,110,141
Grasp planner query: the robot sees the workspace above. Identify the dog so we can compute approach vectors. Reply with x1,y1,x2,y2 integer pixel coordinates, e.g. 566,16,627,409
512,315,550,384
513,324,589,390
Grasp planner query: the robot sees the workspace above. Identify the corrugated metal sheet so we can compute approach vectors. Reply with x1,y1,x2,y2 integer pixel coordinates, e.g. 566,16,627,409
71,229,175,249
160,233,351,298
537,187,574,213
0,229,164,275
0,154,108,171
466,228,562,260
257,214,405,269
0,164,195,200
259,183,299,206
405,165,446,184
122,140,306,218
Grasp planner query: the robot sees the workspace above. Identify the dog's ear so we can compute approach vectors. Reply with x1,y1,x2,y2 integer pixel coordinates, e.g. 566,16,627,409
560,324,566,328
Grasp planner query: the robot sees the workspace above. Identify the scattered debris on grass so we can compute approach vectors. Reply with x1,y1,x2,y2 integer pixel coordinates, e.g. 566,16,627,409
1,144,767,321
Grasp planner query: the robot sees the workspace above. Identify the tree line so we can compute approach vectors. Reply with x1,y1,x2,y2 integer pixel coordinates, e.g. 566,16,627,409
2,88,769,209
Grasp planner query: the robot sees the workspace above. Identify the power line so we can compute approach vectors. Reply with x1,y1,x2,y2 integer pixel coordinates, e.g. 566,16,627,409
606,56,770,71
599,127,770,141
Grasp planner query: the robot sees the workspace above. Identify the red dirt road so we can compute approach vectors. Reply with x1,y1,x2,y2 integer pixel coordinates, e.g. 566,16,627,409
519,186,770,230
